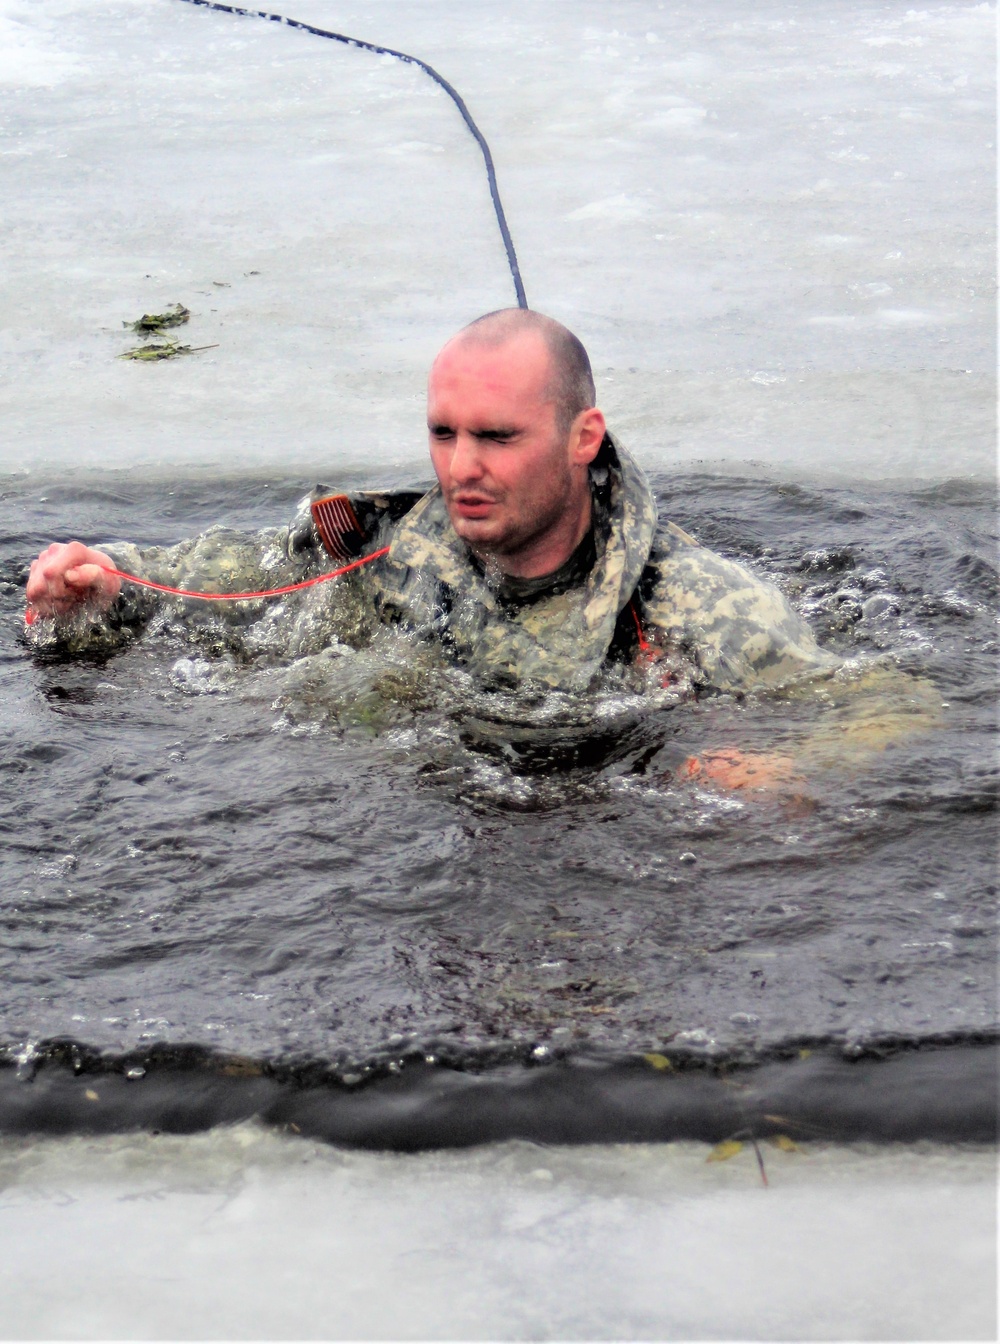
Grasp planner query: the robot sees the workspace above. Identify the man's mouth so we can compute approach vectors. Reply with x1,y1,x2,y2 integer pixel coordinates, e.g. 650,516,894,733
452,493,499,520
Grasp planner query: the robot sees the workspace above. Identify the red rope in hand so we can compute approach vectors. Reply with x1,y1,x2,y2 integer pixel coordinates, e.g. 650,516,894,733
24,545,389,624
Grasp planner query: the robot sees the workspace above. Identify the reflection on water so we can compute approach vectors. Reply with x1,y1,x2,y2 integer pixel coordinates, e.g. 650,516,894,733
0,470,995,1137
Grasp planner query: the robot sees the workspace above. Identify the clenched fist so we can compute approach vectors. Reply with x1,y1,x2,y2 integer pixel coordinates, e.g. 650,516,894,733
26,541,121,619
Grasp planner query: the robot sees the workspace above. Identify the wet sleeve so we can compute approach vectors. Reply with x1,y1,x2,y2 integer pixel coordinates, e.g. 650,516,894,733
25,501,328,654
99,492,334,608
101,485,426,606
643,522,840,692
29,491,411,655
781,663,944,767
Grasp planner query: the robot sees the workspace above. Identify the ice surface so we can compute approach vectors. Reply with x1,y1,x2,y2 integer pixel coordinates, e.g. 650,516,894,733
0,1129,996,1340
0,0,994,479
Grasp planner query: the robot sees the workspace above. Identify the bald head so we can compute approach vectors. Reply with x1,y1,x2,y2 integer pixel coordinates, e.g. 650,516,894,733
426,309,607,578
455,309,597,436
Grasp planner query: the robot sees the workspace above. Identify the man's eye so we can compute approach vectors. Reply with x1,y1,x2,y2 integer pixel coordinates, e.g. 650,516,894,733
430,427,455,440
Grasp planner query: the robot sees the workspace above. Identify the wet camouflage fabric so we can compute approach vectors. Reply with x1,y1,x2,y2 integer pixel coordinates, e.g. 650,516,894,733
370,439,659,691
72,436,835,692
369,435,836,691
642,520,839,692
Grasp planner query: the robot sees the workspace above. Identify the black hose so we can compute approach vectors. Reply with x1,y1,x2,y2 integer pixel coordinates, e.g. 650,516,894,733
172,0,528,308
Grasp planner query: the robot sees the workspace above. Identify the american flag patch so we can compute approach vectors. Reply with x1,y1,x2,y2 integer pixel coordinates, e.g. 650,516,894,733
310,494,366,561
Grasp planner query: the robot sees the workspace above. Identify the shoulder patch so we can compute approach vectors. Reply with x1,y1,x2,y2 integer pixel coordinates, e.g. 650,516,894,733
310,494,367,560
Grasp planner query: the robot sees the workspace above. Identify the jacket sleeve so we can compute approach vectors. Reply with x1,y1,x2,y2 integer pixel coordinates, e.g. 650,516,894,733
642,522,840,692
103,518,318,605
104,496,324,622
102,486,425,600
25,518,319,655
29,488,422,655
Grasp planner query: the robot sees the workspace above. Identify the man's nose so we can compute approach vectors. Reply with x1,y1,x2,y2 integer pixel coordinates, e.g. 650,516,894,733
450,432,486,484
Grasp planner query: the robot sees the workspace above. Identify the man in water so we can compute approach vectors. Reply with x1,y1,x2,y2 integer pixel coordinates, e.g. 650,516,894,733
26,308,832,705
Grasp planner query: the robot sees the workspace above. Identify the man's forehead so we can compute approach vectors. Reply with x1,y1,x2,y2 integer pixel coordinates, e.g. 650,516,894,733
429,329,554,402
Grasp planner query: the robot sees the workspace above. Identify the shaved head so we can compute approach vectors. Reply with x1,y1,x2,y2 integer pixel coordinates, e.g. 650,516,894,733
427,309,606,578
457,309,596,435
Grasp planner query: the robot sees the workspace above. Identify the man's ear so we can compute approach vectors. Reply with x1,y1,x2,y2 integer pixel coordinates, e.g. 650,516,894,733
569,407,607,465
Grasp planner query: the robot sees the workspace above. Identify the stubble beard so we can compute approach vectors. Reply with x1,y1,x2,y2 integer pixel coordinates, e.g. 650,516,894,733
451,467,577,569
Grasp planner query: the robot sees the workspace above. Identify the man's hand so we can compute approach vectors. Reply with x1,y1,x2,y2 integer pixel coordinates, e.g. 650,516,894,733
680,748,802,794
26,542,121,619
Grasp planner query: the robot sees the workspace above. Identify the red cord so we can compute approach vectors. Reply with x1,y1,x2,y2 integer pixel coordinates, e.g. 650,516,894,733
629,599,650,653
24,545,390,624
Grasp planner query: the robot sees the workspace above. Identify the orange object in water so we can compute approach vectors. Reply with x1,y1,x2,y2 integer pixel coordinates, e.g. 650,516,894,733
682,749,800,793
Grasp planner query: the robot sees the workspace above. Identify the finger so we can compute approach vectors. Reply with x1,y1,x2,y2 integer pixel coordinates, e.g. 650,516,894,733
26,546,78,613
26,564,67,610
65,564,107,589
25,562,45,604
37,552,73,588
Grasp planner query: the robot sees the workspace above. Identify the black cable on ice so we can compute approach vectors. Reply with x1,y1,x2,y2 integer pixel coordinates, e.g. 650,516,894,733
172,0,529,308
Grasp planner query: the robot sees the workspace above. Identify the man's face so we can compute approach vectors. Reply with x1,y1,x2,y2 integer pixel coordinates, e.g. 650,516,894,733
427,331,583,568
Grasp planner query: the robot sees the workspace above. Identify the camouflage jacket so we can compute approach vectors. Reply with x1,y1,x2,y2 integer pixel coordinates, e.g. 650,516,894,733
94,434,833,692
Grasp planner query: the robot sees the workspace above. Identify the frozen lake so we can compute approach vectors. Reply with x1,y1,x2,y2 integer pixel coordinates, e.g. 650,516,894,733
0,0,993,479
1,0,996,1339
1,1130,997,1340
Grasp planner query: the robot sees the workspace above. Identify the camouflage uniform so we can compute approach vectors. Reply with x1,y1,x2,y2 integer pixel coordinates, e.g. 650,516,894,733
82,434,834,692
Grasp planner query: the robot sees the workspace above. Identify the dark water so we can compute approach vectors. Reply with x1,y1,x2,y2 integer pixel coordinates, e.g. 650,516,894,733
0,469,996,1145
